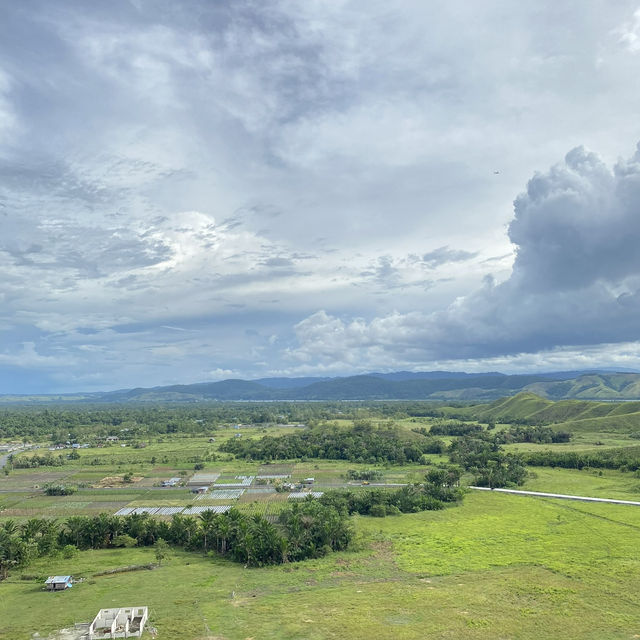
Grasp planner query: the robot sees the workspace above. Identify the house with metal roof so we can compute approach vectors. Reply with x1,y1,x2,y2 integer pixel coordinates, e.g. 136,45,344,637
45,575,72,590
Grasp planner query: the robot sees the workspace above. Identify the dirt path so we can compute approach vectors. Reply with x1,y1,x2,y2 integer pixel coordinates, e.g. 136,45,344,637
469,486,640,506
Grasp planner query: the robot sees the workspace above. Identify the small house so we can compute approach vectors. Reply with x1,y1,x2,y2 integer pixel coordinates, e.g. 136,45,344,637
190,486,208,494
45,575,72,590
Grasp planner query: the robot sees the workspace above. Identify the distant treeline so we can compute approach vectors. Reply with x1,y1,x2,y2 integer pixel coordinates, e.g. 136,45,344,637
11,453,65,468
220,422,442,464
413,422,571,444
520,447,640,472
497,425,571,445
0,402,449,440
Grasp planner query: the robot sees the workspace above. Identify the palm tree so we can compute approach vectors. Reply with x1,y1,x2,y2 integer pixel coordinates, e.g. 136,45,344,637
199,510,217,553
64,516,87,548
2,520,18,536
216,517,232,555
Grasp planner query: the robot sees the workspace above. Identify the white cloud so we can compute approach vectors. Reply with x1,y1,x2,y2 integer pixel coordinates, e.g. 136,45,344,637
616,7,640,52
1,2,640,390
0,342,77,369
288,142,640,370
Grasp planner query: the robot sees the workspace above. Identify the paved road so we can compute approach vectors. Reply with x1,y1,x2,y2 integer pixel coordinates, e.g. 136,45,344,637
0,450,19,469
470,486,640,506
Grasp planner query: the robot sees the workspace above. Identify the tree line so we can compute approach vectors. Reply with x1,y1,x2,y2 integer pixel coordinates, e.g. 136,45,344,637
220,423,442,464
320,468,463,517
0,500,353,579
520,447,640,472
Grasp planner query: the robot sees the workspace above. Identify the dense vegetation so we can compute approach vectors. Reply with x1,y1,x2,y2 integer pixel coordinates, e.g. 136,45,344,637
426,422,484,437
520,447,640,472
449,436,527,488
11,453,65,468
220,422,441,463
0,500,353,578
321,468,463,516
495,425,572,444
0,402,432,440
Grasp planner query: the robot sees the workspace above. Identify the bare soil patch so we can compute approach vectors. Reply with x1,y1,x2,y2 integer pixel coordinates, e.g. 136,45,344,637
92,475,143,488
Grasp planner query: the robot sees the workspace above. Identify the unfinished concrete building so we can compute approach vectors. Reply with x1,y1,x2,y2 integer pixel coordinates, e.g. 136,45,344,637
88,607,148,639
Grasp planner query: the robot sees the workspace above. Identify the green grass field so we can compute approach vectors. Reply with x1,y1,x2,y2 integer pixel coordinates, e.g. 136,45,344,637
2,491,640,639
4,403,640,638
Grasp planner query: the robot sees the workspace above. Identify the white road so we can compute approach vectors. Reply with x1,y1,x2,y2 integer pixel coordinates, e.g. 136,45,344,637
469,486,640,506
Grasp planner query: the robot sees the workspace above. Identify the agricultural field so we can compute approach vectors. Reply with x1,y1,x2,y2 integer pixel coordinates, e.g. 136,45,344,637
2,398,640,638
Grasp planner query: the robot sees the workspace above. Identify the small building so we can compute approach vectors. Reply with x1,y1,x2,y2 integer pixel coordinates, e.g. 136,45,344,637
190,486,208,494
162,477,181,487
301,477,315,485
88,607,148,639
45,575,72,590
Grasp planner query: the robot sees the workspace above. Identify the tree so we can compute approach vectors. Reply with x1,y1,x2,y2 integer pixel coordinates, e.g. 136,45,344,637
112,534,137,548
199,510,217,553
154,538,169,566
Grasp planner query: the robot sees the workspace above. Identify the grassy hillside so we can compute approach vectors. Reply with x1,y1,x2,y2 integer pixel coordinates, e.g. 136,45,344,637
456,392,640,434
525,373,640,400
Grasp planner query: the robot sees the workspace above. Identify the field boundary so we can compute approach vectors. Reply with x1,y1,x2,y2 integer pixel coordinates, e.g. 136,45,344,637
469,486,640,506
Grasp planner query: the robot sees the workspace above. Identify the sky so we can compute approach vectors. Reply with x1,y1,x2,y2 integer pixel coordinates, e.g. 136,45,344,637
1,1,640,393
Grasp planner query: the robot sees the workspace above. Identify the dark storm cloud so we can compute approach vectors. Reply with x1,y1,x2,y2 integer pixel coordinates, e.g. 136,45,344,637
290,142,640,368
509,144,640,291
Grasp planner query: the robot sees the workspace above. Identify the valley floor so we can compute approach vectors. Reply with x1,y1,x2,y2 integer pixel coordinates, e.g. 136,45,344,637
2,490,640,640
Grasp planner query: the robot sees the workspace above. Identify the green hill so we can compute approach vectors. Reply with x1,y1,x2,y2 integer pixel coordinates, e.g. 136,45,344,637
459,392,640,434
524,373,640,400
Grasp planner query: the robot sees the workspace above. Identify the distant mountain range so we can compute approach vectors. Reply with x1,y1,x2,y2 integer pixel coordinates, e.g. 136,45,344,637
4,369,640,403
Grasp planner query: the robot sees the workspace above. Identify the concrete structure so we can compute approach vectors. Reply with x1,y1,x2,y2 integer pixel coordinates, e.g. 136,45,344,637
45,575,72,590
88,607,148,639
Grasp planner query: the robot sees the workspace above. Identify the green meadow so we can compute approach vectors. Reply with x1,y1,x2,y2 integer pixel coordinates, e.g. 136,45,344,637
2,491,640,639
3,398,640,638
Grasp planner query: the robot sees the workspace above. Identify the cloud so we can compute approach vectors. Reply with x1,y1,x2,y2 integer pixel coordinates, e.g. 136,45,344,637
0,68,19,144
2,2,640,391
508,144,640,291
0,342,77,369
288,141,640,369
616,7,640,52
422,246,478,268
